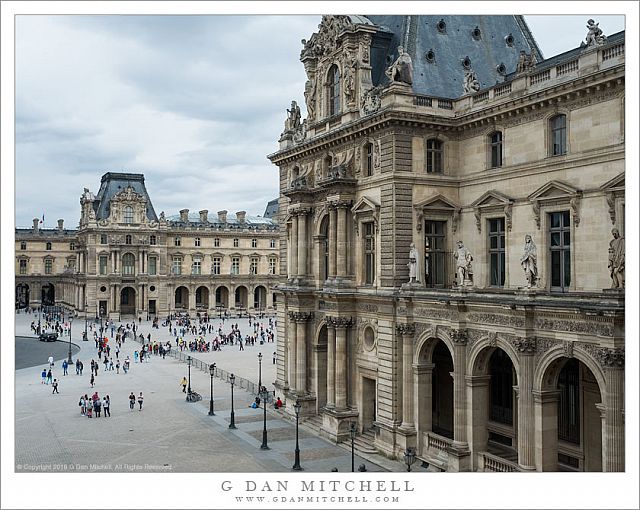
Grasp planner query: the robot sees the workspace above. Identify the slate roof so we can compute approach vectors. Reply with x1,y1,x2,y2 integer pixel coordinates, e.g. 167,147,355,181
263,198,279,219
365,15,543,98
166,212,278,229
93,172,158,222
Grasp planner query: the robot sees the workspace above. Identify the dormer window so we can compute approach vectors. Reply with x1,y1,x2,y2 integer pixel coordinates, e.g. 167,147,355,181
124,206,134,224
328,65,341,116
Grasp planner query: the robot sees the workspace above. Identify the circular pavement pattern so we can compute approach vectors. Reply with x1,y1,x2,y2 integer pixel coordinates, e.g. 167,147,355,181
15,335,80,370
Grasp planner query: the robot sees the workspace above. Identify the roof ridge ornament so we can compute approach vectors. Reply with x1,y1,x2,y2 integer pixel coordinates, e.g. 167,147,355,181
585,18,607,48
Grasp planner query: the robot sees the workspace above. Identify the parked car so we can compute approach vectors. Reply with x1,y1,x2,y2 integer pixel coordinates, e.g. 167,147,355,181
39,332,58,342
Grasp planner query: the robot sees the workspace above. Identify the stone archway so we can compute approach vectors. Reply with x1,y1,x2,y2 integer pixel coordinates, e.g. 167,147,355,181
174,286,189,310
41,283,55,306
235,285,248,309
215,286,229,309
120,286,136,315
195,286,209,309
253,285,267,310
314,324,328,414
16,283,30,309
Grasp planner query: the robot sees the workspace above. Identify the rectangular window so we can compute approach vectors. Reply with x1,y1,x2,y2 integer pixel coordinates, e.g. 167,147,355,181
20,241,26,250
231,257,240,275
46,242,52,251
192,257,201,275
425,220,447,287
550,211,571,290
269,257,276,275
251,238,257,248
19,259,27,274
250,257,259,275
365,143,373,177
101,234,107,245
233,238,239,248
426,139,443,174
212,257,221,275
45,259,53,274
364,222,375,284
214,237,220,247
69,242,75,251
488,218,506,287
551,115,567,156
149,235,156,245
270,239,276,248
174,237,181,247
68,259,76,271
172,257,182,275
194,237,201,247
99,255,108,275
148,257,157,275
490,132,503,168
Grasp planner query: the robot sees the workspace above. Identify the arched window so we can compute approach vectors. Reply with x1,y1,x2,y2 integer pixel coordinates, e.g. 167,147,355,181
426,139,443,173
489,131,503,168
124,206,134,224
365,142,374,176
328,65,341,116
550,114,567,156
122,253,135,275
125,234,132,245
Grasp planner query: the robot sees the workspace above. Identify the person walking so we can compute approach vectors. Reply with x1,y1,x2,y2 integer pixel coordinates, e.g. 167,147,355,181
129,392,136,410
41,368,47,384
75,359,80,375
90,373,95,387
115,360,120,374
48,355,54,368
46,369,53,385
102,396,110,417
62,360,68,376
180,377,187,393
52,379,59,394
79,395,85,415
134,351,139,363
79,360,84,375
137,392,144,411
94,397,101,417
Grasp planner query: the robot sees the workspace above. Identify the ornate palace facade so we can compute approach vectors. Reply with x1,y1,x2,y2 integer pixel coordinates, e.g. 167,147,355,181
15,172,280,318
268,16,625,472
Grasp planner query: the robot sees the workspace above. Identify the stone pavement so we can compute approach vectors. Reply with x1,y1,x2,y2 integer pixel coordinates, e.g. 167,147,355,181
14,313,419,473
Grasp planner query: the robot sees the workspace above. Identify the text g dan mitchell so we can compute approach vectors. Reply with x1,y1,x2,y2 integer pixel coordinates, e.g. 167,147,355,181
221,480,414,493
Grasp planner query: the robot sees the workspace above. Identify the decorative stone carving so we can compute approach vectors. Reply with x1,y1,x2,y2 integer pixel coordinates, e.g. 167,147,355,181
454,240,473,286
467,313,525,328
515,50,536,74
488,331,498,348
318,300,337,311
304,78,317,121
407,243,420,284
288,311,314,323
585,19,607,47
396,323,416,336
606,193,616,224
343,55,357,105
284,100,301,133
570,196,581,227
385,46,413,85
293,119,307,144
326,316,353,328
596,347,624,368
512,336,536,354
451,208,461,233
521,234,539,288
563,341,574,358
357,303,379,312
373,140,381,170
300,15,354,59
451,329,468,345
504,203,513,231
608,228,625,289
413,322,433,338
532,200,541,229
534,318,613,337
535,337,556,355
414,308,452,320
463,68,480,94
361,86,382,116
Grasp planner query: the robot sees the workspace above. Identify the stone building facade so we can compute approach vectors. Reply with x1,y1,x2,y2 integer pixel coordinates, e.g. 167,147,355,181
15,172,280,319
268,15,625,472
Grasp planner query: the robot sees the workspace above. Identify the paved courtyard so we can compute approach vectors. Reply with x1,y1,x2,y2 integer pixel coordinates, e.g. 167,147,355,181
14,312,418,473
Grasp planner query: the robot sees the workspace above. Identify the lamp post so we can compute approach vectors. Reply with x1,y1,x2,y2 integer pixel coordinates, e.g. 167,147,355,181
37,304,41,335
208,363,216,415
186,355,192,400
292,400,302,471
67,316,74,364
349,422,357,472
229,373,237,429
84,297,88,341
258,352,263,389
260,387,269,450
403,447,417,472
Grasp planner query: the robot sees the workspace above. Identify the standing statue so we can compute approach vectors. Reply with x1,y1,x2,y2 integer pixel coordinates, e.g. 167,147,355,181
520,234,538,288
303,79,317,121
516,50,536,73
385,46,413,85
343,57,357,104
463,68,481,94
454,241,473,286
585,19,607,47
407,243,420,283
286,101,301,131
608,228,625,288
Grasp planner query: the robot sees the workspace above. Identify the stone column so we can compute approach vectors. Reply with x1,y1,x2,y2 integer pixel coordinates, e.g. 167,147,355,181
297,209,308,277
287,311,297,392
334,317,352,410
515,337,536,470
601,351,625,472
328,205,337,278
414,363,435,438
336,204,348,278
466,374,491,470
451,330,469,448
296,316,308,393
533,389,560,471
326,321,336,408
290,214,298,278
399,324,415,429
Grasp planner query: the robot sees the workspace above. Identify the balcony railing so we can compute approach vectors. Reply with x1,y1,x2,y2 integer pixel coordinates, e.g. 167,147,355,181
602,42,624,61
480,452,521,472
556,59,579,76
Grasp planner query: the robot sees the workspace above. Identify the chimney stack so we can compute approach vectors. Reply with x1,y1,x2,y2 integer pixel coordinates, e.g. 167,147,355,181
199,210,209,223
179,209,189,222
57,219,64,231
32,218,39,231
217,210,227,223
236,211,246,224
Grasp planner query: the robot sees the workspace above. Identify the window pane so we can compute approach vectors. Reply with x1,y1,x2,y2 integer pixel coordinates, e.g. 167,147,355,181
563,231,571,246
551,232,560,247
564,250,571,288
551,251,561,287
551,213,560,228
562,211,570,226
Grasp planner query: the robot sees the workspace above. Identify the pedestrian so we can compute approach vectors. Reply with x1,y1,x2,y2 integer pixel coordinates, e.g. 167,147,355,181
86,406,92,418
137,392,144,411
90,373,95,387
116,360,120,374
79,395,85,415
109,358,114,371
52,379,59,394
79,360,84,375
129,392,136,410
134,351,139,363
75,359,80,375
102,396,110,417
94,397,101,417
41,368,47,384
46,369,53,385
180,377,187,393
48,355,54,368
273,352,276,365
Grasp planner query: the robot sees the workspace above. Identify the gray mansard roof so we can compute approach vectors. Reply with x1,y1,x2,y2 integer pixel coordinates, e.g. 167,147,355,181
93,172,158,222
263,199,279,219
166,212,278,230
365,15,543,98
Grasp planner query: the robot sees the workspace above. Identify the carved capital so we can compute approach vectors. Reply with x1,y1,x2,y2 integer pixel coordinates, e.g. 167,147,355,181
327,316,353,329
474,208,481,233
451,329,468,345
596,347,624,368
532,200,541,229
396,323,416,336
606,192,616,225
512,336,536,355
288,311,314,323
504,203,513,231
570,195,581,227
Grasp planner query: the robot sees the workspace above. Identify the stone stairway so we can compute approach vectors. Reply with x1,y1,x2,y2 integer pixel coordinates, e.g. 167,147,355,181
353,428,378,454
300,413,324,436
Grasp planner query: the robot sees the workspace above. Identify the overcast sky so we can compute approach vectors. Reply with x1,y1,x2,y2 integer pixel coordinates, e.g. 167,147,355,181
15,14,625,228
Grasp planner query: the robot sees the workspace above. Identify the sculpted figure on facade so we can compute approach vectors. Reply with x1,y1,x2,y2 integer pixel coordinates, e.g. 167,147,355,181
343,56,357,104
521,234,538,288
385,46,413,85
454,240,473,285
303,78,317,121
585,19,607,47
285,101,301,131
516,50,536,73
407,242,420,283
361,86,382,115
463,68,481,94
608,228,625,288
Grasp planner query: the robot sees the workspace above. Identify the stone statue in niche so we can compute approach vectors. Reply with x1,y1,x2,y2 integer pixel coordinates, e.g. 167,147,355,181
343,56,357,104
385,46,413,85
463,68,481,94
285,101,301,131
585,19,607,47
407,243,420,283
608,228,625,288
520,234,538,288
304,79,317,121
454,240,473,286
516,50,536,73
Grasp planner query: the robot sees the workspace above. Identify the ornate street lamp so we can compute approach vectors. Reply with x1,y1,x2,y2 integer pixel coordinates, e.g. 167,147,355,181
404,447,417,472
292,400,302,471
67,316,74,365
260,386,269,450
208,363,216,415
258,352,263,389
84,297,88,341
349,422,357,472
229,373,237,429
186,355,192,400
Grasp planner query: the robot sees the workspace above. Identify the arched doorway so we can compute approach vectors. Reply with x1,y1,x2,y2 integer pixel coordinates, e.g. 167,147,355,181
16,284,30,309
315,324,327,414
253,286,267,310
41,283,55,306
215,286,229,308
120,287,136,315
195,286,209,309
235,285,248,309
175,286,189,310
432,341,454,439
538,357,604,471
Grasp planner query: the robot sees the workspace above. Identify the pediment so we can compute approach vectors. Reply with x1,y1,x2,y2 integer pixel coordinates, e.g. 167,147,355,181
600,172,625,192
414,194,461,211
352,196,380,214
528,180,581,202
471,190,514,209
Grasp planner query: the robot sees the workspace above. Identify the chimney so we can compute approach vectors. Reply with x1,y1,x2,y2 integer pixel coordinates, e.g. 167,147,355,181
236,211,246,224
199,210,208,223
179,209,189,222
57,219,64,231
217,210,227,223
32,218,39,231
